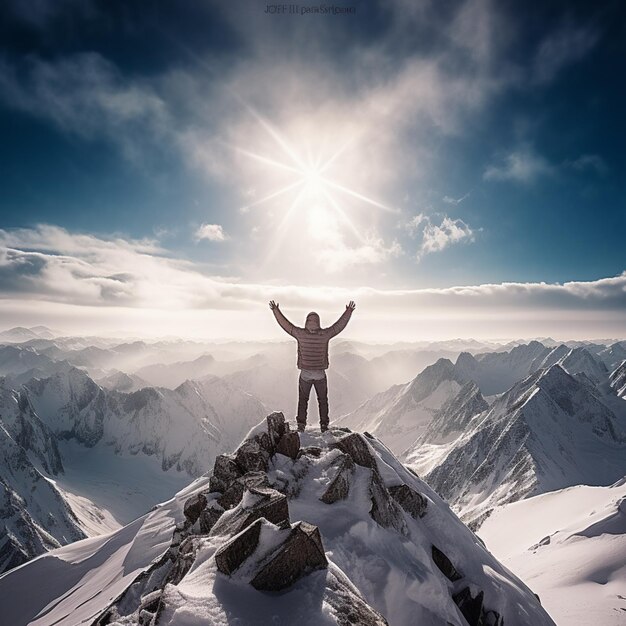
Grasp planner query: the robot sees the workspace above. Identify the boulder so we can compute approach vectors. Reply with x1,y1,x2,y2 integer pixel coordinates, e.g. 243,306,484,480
210,454,243,493
275,431,300,459
331,433,377,469
194,501,224,535
210,486,290,538
250,521,328,591
325,569,389,625
266,411,287,448
297,446,323,458
431,545,463,582
168,536,200,585
168,520,190,559
235,439,270,474
218,471,270,510
215,518,264,576
389,484,428,519
369,468,407,535
320,454,355,504
183,493,207,525
452,587,484,626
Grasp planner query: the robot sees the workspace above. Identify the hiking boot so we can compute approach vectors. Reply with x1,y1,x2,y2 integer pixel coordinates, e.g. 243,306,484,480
320,423,329,433
297,422,306,432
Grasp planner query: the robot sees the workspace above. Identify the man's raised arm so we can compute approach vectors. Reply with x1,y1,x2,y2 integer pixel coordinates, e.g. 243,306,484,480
269,300,296,337
327,301,356,337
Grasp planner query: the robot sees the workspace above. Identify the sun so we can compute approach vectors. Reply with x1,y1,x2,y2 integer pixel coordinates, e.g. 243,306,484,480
232,109,395,268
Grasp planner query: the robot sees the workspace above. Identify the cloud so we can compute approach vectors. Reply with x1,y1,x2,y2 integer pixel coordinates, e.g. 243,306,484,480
0,225,623,339
402,213,477,260
443,192,470,205
483,145,554,183
420,217,475,258
532,23,598,85
195,224,228,242
0,52,170,163
565,154,608,176
403,213,428,237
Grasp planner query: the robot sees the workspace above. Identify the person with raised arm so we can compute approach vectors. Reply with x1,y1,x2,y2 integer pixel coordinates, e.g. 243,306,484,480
269,300,356,432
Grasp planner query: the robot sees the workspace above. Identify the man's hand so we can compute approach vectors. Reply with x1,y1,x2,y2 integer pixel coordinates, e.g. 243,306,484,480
269,300,279,311
346,300,356,311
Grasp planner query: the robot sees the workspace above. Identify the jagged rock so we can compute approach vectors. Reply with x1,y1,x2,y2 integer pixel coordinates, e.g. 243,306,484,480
369,468,407,535
325,569,389,625
389,484,428,519
267,411,287,448
483,609,504,625
168,520,191,559
210,453,243,493
320,453,355,504
298,445,323,458
138,589,161,614
276,431,300,459
194,501,225,534
331,432,377,469
168,536,199,585
215,517,264,575
431,545,463,581
453,587,484,626
210,486,290,537
183,493,207,524
235,439,270,473
218,471,270,510
250,521,328,591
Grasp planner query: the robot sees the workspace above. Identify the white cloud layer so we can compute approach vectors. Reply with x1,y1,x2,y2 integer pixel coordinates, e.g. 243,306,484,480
0,225,623,340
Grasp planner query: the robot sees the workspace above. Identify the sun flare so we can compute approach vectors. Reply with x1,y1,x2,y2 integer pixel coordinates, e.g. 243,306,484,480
233,110,396,270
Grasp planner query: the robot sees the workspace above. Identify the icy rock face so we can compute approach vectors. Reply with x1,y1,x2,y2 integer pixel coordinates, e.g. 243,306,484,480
0,420,85,574
417,380,489,446
92,412,554,626
0,387,86,573
422,364,626,528
610,360,626,398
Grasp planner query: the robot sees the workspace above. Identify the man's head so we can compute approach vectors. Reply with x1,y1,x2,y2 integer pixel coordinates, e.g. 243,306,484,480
305,311,321,332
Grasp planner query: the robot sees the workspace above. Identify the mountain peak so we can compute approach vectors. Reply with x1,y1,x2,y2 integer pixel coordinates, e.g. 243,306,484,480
1,412,553,626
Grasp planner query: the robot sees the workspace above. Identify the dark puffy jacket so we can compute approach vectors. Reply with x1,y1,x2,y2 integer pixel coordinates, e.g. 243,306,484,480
273,307,353,369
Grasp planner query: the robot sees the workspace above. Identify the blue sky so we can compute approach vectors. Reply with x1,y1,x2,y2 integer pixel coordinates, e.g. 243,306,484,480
0,0,624,339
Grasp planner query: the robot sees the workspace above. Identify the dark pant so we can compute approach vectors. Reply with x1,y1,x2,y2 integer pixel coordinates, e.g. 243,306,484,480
297,373,329,428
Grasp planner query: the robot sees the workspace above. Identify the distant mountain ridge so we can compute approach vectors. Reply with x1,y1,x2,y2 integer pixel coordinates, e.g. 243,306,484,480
414,363,626,528
0,366,268,572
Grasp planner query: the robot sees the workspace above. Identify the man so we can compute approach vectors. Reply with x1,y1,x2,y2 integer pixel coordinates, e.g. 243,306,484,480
269,300,356,432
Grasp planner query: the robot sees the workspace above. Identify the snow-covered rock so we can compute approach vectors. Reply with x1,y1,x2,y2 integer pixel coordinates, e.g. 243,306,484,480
0,413,555,626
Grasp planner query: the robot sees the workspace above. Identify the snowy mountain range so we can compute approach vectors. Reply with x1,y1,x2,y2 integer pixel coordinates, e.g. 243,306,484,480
0,413,556,626
414,363,625,527
1,332,625,624
0,365,267,573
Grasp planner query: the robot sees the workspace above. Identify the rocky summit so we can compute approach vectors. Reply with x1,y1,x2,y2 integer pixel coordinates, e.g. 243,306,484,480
0,412,555,626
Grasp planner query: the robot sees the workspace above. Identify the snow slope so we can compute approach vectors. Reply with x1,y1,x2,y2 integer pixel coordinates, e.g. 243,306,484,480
0,416,556,626
479,479,626,625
